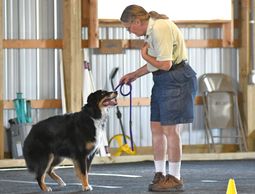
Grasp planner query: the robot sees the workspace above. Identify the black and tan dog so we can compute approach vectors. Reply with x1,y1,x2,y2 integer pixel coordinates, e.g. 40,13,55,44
23,90,118,192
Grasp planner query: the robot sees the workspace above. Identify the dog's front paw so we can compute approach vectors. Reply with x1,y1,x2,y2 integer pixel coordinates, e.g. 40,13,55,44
58,181,66,187
57,179,66,187
45,186,53,192
82,185,93,191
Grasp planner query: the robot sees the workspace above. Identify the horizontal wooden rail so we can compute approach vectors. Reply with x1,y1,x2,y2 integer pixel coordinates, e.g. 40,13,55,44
3,40,63,48
3,96,203,110
2,19,238,49
4,99,62,109
121,39,239,49
2,39,239,49
99,19,234,27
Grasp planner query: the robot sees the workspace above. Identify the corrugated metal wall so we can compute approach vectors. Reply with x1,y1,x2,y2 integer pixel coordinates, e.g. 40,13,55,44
3,0,63,152
3,0,63,100
3,0,240,151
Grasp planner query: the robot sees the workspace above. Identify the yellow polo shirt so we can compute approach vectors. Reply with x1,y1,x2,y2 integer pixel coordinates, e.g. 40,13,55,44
145,18,187,72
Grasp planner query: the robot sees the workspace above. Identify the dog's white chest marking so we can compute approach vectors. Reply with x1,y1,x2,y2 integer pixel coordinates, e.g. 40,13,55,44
91,107,109,151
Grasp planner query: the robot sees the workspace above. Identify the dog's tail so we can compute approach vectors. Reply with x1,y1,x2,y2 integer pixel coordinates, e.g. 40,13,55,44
23,135,49,172
23,145,52,173
22,141,39,172
23,155,36,172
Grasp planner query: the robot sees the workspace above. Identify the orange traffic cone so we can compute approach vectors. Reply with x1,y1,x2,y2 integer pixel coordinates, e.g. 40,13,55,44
226,178,237,194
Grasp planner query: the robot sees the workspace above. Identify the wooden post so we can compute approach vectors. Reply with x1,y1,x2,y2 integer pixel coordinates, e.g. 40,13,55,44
239,0,255,150
247,85,255,150
222,0,234,47
222,21,234,47
0,0,3,159
246,0,255,150
82,0,99,48
63,0,83,112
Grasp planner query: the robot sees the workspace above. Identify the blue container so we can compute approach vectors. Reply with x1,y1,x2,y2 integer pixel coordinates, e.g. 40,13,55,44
13,92,29,123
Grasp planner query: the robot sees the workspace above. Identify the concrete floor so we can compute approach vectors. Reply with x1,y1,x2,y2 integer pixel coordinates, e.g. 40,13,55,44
0,159,255,194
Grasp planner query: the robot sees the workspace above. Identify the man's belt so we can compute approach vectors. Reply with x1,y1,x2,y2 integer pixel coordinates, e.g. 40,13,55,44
152,60,188,76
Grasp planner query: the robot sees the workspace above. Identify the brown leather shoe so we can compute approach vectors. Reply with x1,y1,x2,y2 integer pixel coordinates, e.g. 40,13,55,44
149,174,184,192
148,172,165,191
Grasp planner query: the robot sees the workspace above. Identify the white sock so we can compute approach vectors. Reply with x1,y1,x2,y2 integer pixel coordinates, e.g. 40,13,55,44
154,160,166,175
168,161,181,180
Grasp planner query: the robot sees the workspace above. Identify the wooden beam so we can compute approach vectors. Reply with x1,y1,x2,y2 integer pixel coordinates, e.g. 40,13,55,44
2,18,239,49
0,0,3,159
82,0,99,48
247,0,255,151
3,40,63,48
239,0,253,150
81,0,89,26
186,39,223,48
117,98,150,107
117,96,202,106
99,19,232,27
88,0,99,48
122,40,144,49
122,39,236,48
3,96,203,110
100,40,123,54
222,1,234,47
247,85,255,136
3,100,61,109
2,39,240,49
63,0,83,112
223,22,234,46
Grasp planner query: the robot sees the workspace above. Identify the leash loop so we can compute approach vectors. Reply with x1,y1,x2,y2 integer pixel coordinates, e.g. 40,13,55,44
114,83,132,96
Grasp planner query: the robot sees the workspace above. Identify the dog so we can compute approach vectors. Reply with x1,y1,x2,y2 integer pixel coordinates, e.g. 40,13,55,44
23,90,118,192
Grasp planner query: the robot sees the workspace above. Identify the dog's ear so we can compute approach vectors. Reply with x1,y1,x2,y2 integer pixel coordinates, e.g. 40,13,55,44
87,90,102,105
83,90,103,119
